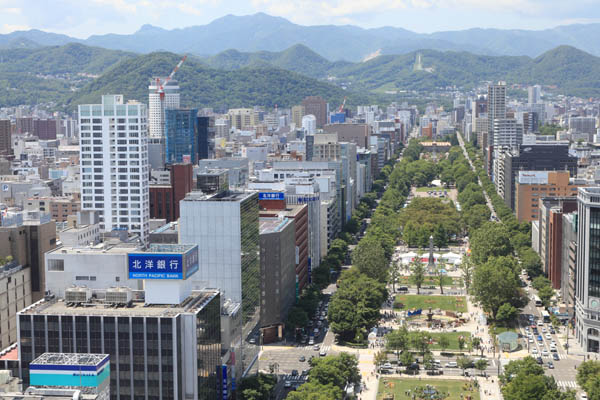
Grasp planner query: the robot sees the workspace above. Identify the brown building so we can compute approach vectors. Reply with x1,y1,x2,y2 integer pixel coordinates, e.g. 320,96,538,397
515,171,586,222
260,200,309,293
323,123,371,148
0,262,32,349
0,214,57,301
25,196,80,223
33,119,57,140
16,117,34,134
302,96,327,128
149,163,193,222
0,119,11,155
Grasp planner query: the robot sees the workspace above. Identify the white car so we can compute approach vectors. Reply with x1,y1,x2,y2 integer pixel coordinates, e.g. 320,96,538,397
532,348,538,354
542,349,549,357
545,333,551,340
529,338,534,343
542,327,547,333
445,362,458,368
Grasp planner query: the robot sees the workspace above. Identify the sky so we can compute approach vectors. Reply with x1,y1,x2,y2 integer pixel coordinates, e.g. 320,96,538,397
1,0,599,37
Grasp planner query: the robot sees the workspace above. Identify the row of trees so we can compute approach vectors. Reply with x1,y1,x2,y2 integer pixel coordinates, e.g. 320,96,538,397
500,357,576,400
576,361,600,400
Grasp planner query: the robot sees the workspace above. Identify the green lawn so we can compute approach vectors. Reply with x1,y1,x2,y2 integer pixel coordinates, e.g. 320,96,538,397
398,275,461,287
407,331,472,351
394,295,468,313
377,378,480,400
415,187,449,192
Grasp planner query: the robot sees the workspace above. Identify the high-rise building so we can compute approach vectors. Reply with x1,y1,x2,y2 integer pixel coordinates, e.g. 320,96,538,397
487,82,506,147
302,96,327,129
33,119,57,140
528,85,542,105
291,105,305,128
0,262,31,350
78,95,150,242
492,118,523,149
302,115,317,135
149,163,194,222
575,187,600,353
0,119,11,155
179,190,260,375
165,109,198,164
569,117,596,136
148,79,180,139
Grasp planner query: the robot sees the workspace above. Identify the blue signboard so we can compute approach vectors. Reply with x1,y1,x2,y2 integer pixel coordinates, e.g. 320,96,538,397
128,253,183,279
221,365,228,399
258,192,285,201
184,248,199,279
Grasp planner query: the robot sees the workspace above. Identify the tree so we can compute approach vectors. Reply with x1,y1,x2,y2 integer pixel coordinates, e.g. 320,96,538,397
433,224,448,249
351,236,389,282
463,204,491,232
434,263,446,295
532,276,552,291
457,356,472,375
470,222,514,264
472,256,521,319
502,373,557,400
411,331,430,358
385,327,409,360
438,335,450,353
410,259,426,295
374,350,387,368
576,360,600,389
286,382,343,400
500,357,544,385
239,373,277,400
285,306,309,334
496,303,519,327
475,359,488,376
389,263,400,294
520,248,543,278
458,336,466,351
583,375,600,400
400,350,414,367
538,285,555,307
423,352,435,372
459,257,474,294
309,353,360,390
471,337,482,357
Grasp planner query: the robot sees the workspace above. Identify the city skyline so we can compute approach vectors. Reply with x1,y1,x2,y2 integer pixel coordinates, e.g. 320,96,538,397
0,0,599,38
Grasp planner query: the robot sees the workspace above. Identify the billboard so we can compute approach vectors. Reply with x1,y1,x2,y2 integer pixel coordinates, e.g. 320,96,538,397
258,192,285,200
128,245,199,280
518,171,549,185
30,356,110,388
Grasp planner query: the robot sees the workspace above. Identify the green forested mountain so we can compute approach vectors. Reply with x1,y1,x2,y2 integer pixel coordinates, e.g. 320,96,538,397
66,52,368,110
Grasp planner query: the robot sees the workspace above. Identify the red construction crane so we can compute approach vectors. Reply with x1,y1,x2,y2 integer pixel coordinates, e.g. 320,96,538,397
338,96,347,113
156,55,187,100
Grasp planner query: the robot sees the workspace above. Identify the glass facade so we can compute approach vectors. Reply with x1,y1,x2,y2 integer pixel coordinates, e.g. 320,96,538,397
165,109,198,164
196,293,222,399
589,208,600,298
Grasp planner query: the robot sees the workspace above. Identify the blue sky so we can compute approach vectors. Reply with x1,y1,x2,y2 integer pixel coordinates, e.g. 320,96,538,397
1,0,599,37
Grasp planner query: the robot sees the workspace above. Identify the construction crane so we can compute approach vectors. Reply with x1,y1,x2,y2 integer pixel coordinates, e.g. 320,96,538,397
338,96,347,113
156,55,187,100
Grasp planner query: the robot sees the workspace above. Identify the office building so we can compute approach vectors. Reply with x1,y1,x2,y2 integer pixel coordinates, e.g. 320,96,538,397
528,85,542,105
498,143,578,211
165,109,198,164
17,289,223,399
25,196,80,223
149,164,193,222
197,116,215,160
575,187,600,353
33,120,57,140
179,190,260,375
492,118,523,149
323,123,371,148
0,211,57,301
291,105,305,128
562,212,578,313
0,262,31,350
515,171,585,222
301,115,316,135
310,133,340,161
228,109,257,130
148,79,180,139
487,82,507,146
197,158,249,189
301,97,327,129
78,95,150,242
196,169,229,195
0,119,11,155
259,217,296,340
569,117,596,138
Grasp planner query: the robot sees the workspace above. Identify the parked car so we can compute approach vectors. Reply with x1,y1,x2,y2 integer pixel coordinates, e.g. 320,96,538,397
552,353,560,361
445,362,458,368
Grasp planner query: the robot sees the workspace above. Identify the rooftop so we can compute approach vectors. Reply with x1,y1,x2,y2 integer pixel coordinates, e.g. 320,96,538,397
183,190,256,203
31,353,108,367
20,290,219,318
259,217,291,234
46,241,140,256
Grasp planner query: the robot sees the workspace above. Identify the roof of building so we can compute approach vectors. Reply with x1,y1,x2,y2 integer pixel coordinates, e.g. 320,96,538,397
46,241,140,256
20,290,219,318
259,217,292,234
30,353,108,367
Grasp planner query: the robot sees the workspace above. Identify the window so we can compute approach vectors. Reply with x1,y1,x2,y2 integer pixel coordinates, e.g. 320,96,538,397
47,259,64,271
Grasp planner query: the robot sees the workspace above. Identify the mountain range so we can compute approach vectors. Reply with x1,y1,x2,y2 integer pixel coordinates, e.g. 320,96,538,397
3,13,600,61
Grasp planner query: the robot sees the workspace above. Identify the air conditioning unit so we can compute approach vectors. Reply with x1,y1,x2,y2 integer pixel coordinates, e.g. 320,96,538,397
105,287,132,304
65,287,92,303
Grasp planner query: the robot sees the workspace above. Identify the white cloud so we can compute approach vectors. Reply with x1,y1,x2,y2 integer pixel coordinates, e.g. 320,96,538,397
0,7,21,14
0,23,31,33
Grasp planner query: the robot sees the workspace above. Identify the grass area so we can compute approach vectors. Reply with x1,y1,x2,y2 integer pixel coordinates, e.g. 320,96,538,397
377,378,480,400
398,275,462,287
407,331,472,351
415,187,449,192
490,325,518,338
394,295,468,313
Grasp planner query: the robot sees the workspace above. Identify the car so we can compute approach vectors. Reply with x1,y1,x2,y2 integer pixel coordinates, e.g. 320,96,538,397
308,338,314,345
550,328,556,334
542,327,547,333
542,349,549,357
537,335,543,342
299,356,306,362
407,363,420,371
536,357,543,364
525,326,530,331
547,361,554,369
552,353,560,361
527,333,533,338
301,369,309,376
581,394,588,400
249,338,256,344
313,328,319,334
319,350,327,357
284,381,292,389
537,320,544,326
545,333,552,340
445,362,458,368
529,338,534,343
317,321,323,327
307,320,313,327
383,362,393,369
532,348,538,354
291,369,299,376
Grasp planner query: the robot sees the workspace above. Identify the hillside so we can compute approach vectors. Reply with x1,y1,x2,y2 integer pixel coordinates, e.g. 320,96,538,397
66,52,367,110
4,14,600,60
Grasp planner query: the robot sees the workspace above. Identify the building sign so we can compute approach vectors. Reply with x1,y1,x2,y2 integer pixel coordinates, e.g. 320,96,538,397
518,171,549,185
296,196,319,203
30,355,110,388
128,254,184,279
258,192,285,200
221,365,228,400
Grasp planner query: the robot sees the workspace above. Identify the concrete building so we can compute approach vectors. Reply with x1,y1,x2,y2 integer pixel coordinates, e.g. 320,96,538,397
228,109,257,130
309,133,340,161
291,105,305,128
569,117,596,137
301,97,327,128
149,164,193,222
487,82,507,146
562,212,578,314
258,217,295,339
148,79,180,139
492,118,523,149
17,289,223,399
0,262,31,350
0,211,56,301
323,123,371,148
301,115,316,135
197,158,249,189
78,95,150,242
515,171,586,222
575,187,600,353
24,196,80,223
528,85,541,105
0,119,11,155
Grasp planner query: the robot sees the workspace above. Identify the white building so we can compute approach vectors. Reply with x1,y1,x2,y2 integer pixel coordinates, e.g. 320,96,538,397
302,115,317,135
148,79,180,139
78,95,150,242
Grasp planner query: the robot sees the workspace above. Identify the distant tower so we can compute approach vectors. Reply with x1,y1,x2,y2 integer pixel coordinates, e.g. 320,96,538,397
414,53,423,71
148,79,180,138
428,235,435,267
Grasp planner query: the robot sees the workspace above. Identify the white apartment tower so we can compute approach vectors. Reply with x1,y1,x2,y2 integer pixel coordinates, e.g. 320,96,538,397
78,95,150,242
487,81,507,147
148,79,180,138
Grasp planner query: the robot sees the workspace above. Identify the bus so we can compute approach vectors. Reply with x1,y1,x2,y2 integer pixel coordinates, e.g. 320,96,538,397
541,310,551,323
534,295,543,307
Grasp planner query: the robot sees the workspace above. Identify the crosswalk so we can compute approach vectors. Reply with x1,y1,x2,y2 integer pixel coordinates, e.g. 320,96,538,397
301,344,331,352
557,381,578,389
